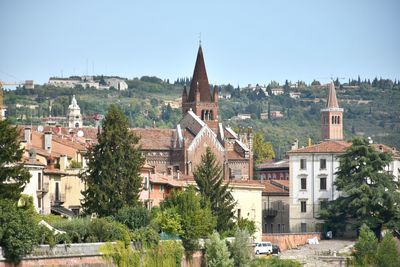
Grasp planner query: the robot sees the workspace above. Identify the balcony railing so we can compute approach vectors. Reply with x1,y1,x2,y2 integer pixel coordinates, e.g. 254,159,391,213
36,182,49,195
263,209,278,218
50,193,66,205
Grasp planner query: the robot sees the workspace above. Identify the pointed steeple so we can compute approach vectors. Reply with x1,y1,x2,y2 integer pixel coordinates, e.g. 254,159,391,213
326,82,339,108
188,45,212,102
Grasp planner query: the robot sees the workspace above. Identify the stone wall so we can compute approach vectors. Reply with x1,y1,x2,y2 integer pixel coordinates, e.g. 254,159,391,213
0,243,203,267
262,232,321,251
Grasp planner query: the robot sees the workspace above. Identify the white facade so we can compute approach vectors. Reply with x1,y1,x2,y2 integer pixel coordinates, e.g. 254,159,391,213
106,78,128,91
67,95,82,128
23,163,50,214
289,152,342,232
289,147,400,233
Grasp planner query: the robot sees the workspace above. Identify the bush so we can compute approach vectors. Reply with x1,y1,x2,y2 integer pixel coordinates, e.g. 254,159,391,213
52,217,130,244
131,226,160,250
250,257,302,267
37,225,71,248
114,205,150,230
230,229,253,267
0,199,39,263
352,224,378,266
205,232,233,267
375,232,400,267
237,218,257,236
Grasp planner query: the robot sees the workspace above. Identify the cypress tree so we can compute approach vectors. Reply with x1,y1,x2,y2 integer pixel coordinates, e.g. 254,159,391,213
194,147,236,233
0,119,30,201
81,105,144,217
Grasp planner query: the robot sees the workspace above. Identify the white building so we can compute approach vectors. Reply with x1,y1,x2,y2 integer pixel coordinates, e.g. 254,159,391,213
106,78,128,91
67,95,82,128
271,88,284,95
288,83,400,233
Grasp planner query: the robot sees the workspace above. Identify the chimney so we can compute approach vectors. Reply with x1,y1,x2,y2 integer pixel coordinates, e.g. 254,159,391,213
24,127,31,144
379,145,383,153
291,139,299,151
44,131,52,153
59,155,68,171
29,148,37,161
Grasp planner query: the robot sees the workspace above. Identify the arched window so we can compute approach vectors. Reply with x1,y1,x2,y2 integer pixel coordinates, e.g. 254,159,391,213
201,110,205,120
332,116,335,124
210,110,214,120
338,116,340,124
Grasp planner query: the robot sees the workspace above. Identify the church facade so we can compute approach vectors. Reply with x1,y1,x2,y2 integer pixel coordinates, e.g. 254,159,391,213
133,46,254,180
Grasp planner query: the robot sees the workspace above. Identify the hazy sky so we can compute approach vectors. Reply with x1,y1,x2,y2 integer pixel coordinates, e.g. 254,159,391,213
0,0,399,86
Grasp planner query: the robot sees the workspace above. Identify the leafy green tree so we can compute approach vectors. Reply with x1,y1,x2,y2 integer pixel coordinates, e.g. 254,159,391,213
253,132,275,165
319,138,400,236
81,105,144,217
352,224,378,266
0,197,39,263
114,206,150,230
0,119,31,201
236,218,257,236
194,147,236,233
375,232,400,267
205,231,234,267
153,208,183,237
230,229,252,267
161,186,215,254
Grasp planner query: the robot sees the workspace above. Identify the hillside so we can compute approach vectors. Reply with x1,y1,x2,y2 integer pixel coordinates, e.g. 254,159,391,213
4,77,400,157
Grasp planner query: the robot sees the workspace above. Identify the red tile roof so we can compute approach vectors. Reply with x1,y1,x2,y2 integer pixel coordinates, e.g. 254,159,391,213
131,128,175,150
289,140,351,154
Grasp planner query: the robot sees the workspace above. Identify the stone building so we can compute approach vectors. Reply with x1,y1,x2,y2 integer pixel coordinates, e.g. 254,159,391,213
133,45,254,180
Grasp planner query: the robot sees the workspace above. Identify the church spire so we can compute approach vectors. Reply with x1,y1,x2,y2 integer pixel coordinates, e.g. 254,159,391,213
187,45,212,102
326,82,339,108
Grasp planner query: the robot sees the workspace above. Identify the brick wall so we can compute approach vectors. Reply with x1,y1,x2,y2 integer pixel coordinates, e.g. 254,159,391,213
262,232,321,251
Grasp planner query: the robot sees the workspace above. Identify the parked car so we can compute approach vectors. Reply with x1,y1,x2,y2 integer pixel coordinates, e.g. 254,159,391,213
254,242,273,254
272,244,281,255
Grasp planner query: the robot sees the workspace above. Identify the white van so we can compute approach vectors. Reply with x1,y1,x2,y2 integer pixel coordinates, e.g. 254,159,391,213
254,242,273,254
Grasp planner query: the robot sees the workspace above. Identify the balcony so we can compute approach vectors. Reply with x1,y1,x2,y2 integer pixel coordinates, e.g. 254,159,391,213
50,193,66,205
36,182,49,195
263,209,278,218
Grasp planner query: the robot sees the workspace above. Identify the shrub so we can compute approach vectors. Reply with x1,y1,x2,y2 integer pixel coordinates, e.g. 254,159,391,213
205,232,233,267
37,225,71,248
237,218,257,236
144,241,184,267
230,229,253,267
352,224,378,266
375,232,400,267
250,257,302,267
131,226,160,250
52,217,130,244
114,205,150,230
0,199,39,263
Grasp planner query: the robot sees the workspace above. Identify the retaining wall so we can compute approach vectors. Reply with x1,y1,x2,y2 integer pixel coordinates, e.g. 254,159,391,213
262,232,321,251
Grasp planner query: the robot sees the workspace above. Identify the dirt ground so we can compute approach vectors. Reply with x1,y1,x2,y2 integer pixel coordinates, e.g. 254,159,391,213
279,239,355,267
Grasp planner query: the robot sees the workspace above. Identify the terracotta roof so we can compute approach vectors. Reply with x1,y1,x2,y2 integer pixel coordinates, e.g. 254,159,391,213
289,140,351,154
272,179,289,188
131,128,175,150
372,144,400,157
22,156,45,166
187,45,212,102
150,173,184,187
257,159,289,170
326,82,339,108
262,180,289,195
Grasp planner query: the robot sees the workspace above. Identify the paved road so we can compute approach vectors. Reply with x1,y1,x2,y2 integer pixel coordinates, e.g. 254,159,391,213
279,240,355,267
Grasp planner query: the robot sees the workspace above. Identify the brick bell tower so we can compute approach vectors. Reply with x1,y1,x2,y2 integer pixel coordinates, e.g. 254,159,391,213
321,82,344,140
182,45,219,132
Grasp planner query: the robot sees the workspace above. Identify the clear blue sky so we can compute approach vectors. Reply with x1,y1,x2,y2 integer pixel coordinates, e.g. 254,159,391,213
0,0,399,86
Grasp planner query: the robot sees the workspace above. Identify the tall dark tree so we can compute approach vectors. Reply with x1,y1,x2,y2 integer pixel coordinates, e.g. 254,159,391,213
319,138,400,236
0,119,30,201
193,147,236,233
81,105,144,217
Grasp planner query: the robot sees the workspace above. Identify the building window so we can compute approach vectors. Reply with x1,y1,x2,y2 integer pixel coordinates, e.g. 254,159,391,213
263,201,267,209
301,201,307,213
320,177,327,190
270,224,274,233
320,159,326,170
301,223,307,232
237,209,241,220
37,197,41,208
300,159,306,170
160,185,165,192
320,200,328,210
282,224,285,232
278,224,281,233
38,173,42,190
337,116,340,124
150,184,154,192
300,178,307,190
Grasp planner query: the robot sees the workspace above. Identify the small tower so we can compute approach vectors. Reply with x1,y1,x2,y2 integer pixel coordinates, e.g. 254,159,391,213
321,82,343,140
67,95,82,128
181,45,219,131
